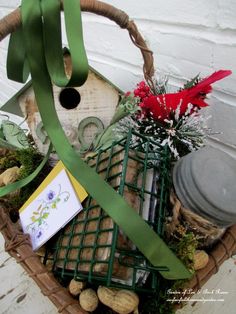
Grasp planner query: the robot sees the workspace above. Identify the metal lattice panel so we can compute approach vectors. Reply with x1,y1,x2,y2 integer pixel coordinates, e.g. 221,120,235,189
49,130,170,292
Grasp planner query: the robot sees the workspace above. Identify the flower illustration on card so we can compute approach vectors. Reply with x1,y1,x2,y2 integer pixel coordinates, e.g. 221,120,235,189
47,190,56,201
20,167,84,251
26,184,70,239
44,185,70,209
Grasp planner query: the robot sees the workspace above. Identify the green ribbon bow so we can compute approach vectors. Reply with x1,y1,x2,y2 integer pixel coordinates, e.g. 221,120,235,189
4,0,191,280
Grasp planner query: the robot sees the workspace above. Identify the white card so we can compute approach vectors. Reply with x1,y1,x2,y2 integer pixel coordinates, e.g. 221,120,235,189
20,169,83,250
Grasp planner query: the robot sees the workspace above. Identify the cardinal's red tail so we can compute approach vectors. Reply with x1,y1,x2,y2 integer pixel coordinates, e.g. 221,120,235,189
188,70,232,97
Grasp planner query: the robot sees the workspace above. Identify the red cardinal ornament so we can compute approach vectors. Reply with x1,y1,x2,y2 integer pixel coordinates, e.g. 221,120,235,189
139,70,232,122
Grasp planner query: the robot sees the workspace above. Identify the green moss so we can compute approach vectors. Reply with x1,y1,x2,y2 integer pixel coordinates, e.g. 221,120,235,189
0,148,43,174
169,228,198,274
15,147,43,179
0,152,19,170
4,148,51,212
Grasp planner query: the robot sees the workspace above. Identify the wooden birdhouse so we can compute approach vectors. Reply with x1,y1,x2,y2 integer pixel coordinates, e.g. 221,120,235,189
2,51,122,154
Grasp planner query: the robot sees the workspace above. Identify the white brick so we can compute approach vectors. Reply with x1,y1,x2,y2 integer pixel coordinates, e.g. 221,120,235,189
212,44,236,94
107,0,217,27
217,0,236,29
154,54,213,81
82,21,143,67
151,33,214,67
205,98,236,148
0,1,20,8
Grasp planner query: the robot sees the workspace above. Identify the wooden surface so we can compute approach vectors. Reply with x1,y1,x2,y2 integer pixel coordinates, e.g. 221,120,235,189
0,233,235,314
0,233,56,314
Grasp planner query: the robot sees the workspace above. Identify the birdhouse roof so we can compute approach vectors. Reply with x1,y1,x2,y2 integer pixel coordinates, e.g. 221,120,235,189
2,65,123,117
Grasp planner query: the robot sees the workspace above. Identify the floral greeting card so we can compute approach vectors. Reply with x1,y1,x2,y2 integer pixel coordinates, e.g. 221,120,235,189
20,165,86,250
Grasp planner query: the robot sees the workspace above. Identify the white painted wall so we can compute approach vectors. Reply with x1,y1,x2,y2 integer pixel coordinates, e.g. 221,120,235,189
0,0,236,151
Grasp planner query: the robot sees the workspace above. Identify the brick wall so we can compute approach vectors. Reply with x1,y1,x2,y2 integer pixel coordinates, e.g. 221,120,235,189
0,0,235,154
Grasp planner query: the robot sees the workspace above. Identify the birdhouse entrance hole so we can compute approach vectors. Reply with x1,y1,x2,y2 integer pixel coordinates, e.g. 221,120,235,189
59,88,81,109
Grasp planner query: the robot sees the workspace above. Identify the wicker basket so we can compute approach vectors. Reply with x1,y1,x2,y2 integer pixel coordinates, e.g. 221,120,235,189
0,1,236,313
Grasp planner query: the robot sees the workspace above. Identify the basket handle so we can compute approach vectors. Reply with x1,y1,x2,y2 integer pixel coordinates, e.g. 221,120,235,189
80,0,155,85
0,0,155,87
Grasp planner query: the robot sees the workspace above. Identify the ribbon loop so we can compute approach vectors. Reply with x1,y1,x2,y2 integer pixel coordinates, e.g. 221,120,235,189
7,26,29,83
41,0,88,87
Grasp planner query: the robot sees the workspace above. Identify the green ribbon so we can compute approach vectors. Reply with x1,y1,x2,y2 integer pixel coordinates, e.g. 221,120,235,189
5,0,191,280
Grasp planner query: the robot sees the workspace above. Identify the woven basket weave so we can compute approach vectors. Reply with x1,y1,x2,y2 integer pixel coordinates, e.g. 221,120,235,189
0,1,236,313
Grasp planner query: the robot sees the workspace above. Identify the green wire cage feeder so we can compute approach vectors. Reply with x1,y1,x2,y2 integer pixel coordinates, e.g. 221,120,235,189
47,129,171,293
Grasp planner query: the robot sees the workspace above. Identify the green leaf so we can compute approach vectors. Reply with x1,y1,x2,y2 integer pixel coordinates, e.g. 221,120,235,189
93,125,116,151
42,212,49,219
31,215,36,222
2,120,29,149
0,137,18,150
109,105,129,125
0,127,4,139
183,74,200,90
